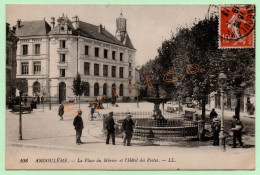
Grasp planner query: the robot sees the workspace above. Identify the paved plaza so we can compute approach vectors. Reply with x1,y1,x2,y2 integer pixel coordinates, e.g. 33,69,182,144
6,102,255,169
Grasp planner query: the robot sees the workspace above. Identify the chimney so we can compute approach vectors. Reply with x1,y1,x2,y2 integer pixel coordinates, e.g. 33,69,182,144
51,17,55,29
72,15,79,29
98,24,103,34
17,19,21,28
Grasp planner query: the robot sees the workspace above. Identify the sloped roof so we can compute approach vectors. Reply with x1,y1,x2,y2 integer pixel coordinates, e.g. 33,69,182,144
15,20,51,37
14,18,135,50
77,21,135,50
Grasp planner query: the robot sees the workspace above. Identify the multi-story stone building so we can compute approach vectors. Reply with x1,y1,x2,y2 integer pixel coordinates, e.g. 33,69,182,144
15,13,136,102
6,23,18,102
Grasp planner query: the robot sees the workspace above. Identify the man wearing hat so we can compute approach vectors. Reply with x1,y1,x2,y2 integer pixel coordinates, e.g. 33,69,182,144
122,112,135,146
231,115,244,148
105,111,116,145
73,110,84,145
211,117,220,146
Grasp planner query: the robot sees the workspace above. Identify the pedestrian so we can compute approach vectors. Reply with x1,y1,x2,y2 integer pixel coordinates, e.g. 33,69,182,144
122,112,135,146
231,115,244,148
105,111,116,145
31,98,36,109
58,103,64,120
24,96,27,106
73,110,84,145
90,106,95,120
41,96,44,104
210,108,218,121
37,96,40,104
211,117,220,146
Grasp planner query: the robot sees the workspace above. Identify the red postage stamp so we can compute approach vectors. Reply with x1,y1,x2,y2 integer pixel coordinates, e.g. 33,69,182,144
219,5,255,48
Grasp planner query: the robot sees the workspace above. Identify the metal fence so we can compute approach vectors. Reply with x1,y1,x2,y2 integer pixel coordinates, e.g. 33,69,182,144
103,111,199,145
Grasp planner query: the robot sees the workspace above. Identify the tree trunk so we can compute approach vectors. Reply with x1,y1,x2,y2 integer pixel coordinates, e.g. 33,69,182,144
235,93,242,119
201,98,206,121
78,96,81,109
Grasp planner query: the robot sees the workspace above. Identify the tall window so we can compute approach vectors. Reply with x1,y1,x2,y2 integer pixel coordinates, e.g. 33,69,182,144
104,49,108,58
112,51,116,60
60,69,65,77
84,62,90,75
103,65,108,77
85,45,89,55
84,82,90,96
129,71,132,77
120,67,124,78
33,82,41,94
94,83,99,96
60,54,66,62
60,40,66,48
22,45,28,55
112,66,116,77
35,44,40,55
21,62,29,75
34,62,41,75
120,53,123,61
94,64,99,76
129,63,131,68
95,47,99,57
103,83,107,96
120,84,123,96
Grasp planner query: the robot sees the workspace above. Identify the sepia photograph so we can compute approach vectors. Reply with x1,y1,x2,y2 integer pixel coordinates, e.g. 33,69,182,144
5,4,255,170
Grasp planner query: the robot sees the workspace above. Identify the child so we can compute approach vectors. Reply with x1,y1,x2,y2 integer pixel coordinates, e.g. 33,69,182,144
211,117,220,146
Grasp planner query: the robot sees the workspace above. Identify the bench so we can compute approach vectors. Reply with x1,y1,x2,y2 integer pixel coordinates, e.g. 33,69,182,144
12,105,32,113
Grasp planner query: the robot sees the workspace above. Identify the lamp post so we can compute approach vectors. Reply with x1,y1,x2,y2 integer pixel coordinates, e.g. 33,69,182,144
49,79,52,110
218,72,227,149
19,90,23,140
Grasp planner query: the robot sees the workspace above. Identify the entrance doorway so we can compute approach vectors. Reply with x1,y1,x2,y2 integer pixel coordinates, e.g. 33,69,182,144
59,82,66,103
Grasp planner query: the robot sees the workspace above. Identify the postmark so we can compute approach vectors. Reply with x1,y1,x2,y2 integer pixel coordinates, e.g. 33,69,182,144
219,5,255,48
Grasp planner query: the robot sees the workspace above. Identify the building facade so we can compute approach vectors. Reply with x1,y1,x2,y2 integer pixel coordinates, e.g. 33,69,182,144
15,13,136,102
6,23,18,102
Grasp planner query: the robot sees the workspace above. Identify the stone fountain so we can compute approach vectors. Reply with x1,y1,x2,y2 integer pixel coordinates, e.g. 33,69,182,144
144,81,172,120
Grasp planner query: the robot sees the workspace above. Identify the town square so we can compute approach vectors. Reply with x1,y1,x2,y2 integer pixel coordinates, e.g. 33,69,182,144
5,4,255,170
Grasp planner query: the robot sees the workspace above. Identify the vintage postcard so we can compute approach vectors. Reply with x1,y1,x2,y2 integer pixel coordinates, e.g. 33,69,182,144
5,4,255,170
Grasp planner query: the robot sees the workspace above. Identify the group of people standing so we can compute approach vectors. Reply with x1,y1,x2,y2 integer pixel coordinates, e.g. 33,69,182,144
72,109,135,146
210,108,244,148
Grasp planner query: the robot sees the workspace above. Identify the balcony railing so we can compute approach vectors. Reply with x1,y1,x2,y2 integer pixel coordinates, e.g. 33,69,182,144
57,48,68,53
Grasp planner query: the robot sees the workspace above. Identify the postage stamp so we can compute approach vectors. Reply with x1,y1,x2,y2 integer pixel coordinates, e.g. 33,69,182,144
219,5,255,48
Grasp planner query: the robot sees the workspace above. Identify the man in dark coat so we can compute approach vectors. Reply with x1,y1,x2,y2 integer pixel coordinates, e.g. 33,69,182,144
210,108,218,121
31,98,36,109
211,117,220,146
58,103,64,120
105,111,116,145
231,115,244,148
122,112,135,146
37,96,40,104
41,96,44,104
24,96,28,106
73,110,84,145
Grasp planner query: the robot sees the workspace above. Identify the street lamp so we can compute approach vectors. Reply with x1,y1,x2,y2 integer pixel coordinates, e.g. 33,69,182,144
49,79,52,110
218,72,227,149
19,90,23,140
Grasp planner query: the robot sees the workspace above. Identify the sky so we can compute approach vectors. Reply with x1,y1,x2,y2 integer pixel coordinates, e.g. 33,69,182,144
6,4,209,67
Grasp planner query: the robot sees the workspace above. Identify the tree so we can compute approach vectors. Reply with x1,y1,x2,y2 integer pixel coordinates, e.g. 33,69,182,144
14,78,28,94
72,73,85,108
140,15,255,120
